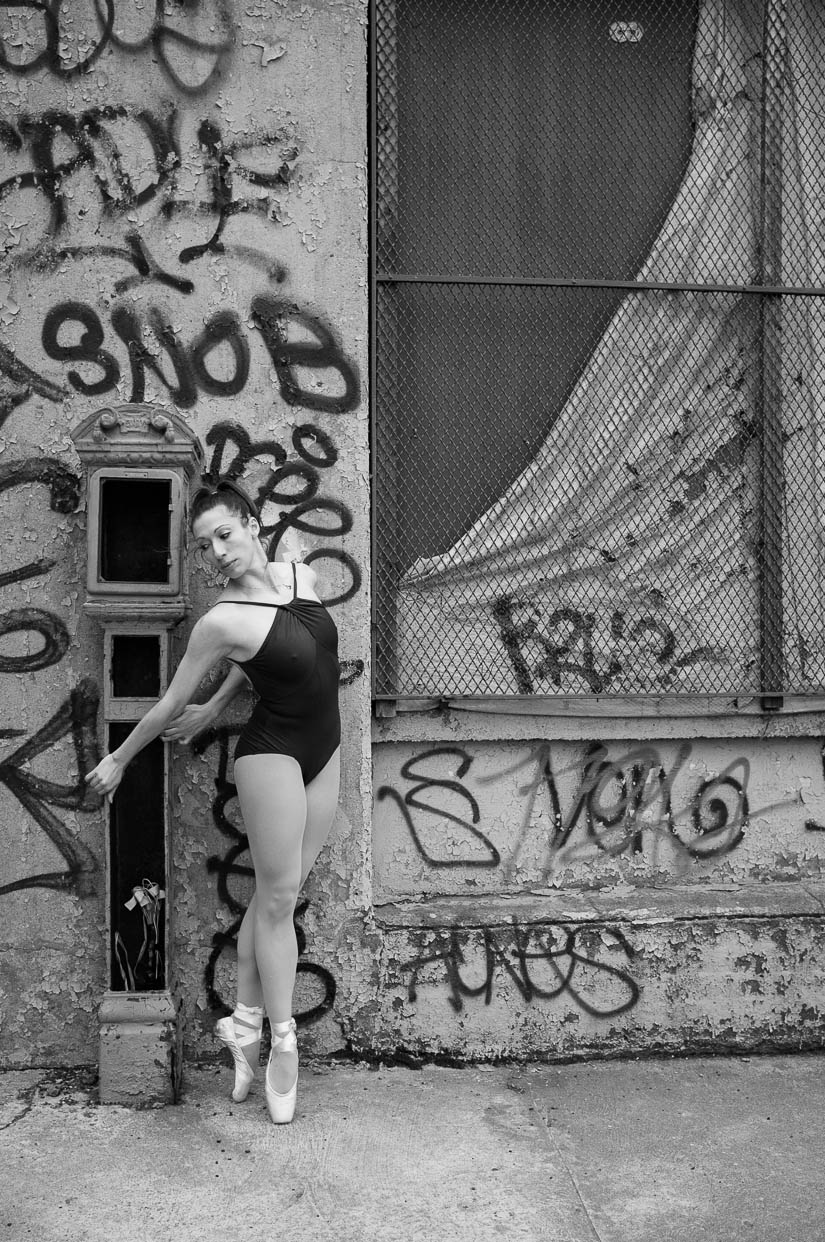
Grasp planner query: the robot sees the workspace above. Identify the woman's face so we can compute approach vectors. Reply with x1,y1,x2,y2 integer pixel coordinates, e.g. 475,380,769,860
192,503,258,578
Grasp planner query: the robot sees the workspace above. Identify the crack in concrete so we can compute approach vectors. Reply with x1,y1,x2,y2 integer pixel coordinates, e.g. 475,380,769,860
524,1075,605,1242
0,1098,34,1130
0,1079,40,1131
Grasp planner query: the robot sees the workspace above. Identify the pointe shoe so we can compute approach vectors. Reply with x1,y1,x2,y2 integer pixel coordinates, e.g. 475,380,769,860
215,1003,263,1103
265,1018,298,1124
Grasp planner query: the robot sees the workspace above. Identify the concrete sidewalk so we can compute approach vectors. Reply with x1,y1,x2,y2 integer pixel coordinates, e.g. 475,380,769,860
1,1052,823,1242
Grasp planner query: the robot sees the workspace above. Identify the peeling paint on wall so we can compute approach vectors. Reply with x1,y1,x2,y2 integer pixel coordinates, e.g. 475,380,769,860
373,738,825,899
0,0,370,1068
367,731,825,1060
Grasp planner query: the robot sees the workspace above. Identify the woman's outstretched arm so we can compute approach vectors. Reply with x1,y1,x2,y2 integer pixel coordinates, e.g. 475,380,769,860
162,661,249,745
86,612,235,800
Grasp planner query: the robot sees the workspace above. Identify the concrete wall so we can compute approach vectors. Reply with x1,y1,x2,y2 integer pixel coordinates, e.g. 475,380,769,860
367,711,825,1059
0,1,824,1071
0,0,371,1066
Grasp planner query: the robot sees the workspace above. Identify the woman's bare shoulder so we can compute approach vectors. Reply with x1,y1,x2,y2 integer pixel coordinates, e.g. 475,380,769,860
191,604,245,645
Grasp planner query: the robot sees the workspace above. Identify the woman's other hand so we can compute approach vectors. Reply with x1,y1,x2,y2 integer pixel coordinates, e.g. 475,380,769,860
85,754,124,802
162,702,214,745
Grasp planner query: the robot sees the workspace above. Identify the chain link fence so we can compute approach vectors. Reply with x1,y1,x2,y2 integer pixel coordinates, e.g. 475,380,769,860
372,0,825,702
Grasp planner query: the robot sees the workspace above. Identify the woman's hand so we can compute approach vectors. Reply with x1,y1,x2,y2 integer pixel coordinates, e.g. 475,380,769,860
85,754,125,803
162,702,214,745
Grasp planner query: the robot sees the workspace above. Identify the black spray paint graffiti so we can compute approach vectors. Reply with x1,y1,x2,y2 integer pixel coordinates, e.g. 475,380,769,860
0,106,298,256
0,457,101,897
0,0,234,95
0,680,101,897
495,596,724,693
196,726,337,1024
0,293,359,431
403,922,639,1018
380,741,750,874
0,458,79,588
511,740,749,866
0,97,350,424
377,747,500,869
205,420,363,608
0,90,361,429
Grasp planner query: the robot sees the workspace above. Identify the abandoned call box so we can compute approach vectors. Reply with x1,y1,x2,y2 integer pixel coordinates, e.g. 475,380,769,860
70,405,204,1100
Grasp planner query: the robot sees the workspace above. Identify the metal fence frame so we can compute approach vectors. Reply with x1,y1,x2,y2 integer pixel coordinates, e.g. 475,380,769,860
369,0,825,710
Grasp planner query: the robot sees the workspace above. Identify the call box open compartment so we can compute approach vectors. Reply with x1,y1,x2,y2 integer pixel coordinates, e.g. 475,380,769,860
103,628,170,720
86,468,183,597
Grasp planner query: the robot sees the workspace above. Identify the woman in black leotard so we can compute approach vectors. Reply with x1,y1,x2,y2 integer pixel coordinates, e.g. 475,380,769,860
86,479,341,1125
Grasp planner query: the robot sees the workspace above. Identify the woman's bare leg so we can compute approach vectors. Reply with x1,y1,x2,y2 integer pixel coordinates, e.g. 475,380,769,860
236,896,263,1008
232,748,340,1091
300,747,341,884
234,753,304,1092
218,898,264,1081
235,747,340,999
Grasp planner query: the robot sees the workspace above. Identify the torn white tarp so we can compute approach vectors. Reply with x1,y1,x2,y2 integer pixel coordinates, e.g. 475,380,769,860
397,0,825,697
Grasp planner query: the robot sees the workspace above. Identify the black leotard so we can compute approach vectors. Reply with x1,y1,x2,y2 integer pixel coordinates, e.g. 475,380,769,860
227,564,340,784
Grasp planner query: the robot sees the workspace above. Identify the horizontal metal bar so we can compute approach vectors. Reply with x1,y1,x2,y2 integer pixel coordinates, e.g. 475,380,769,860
372,694,825,715
376,272,825,298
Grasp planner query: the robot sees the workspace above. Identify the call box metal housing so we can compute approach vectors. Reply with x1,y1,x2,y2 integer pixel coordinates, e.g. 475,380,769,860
70,404,204,624
87,467,183,597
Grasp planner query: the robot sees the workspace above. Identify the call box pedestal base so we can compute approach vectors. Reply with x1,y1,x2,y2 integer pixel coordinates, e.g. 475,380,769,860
98,990,181,1106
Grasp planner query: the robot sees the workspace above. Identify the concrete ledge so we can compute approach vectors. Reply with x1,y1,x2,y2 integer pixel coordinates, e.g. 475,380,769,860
373,879,825,928
372,705,825,742
361,890,825,1061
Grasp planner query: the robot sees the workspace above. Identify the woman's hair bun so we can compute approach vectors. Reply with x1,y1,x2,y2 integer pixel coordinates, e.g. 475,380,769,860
191,477,261,526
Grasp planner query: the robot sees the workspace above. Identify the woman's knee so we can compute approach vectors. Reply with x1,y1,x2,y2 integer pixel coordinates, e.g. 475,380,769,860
254,878,300,928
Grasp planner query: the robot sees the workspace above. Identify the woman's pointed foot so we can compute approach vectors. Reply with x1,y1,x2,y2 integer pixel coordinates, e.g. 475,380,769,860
215,1002,264,1102
265,1018,298,1124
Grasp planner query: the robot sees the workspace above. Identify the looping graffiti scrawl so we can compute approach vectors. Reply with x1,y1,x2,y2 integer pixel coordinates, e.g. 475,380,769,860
377,746,500,869
0,95,355,428
0,0,235,95
0,291,359,428
403,922,639,1018
379,739,751,878
0,104,298,263
495,596,726,695
0,457,79,588
205,420,362,608
522,739,749,864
